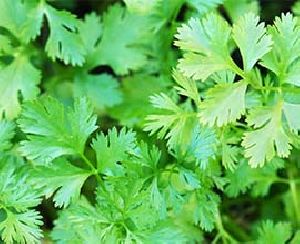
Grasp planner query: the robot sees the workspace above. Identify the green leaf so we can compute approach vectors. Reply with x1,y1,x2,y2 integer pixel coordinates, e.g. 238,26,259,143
175,13,232,80
18,97,97,164
255,220,292,244
261,13,300,86
109,75,169,126
283,102,300,133
79,13,102,55
187,125,216,168
173,69,201,106
225,158,284,197
93,4,148,74
22,2,86,65
74,74,123,111
224,0,259,22
0,210,43,244
0,120,15,152
44,5,86,66
0,55,40,119
30,159,92,208
242,104,291,167
92,128,136,176
187,0,223,14
233,13,272,71
144,93,197,149
199,81,247,127
0,158,43,244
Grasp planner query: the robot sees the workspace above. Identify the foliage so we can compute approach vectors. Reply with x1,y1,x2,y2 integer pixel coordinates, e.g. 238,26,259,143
1,0,300,243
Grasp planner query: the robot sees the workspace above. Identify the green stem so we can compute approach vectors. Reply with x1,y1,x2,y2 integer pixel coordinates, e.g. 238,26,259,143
215,211,238,244
290,178,300,226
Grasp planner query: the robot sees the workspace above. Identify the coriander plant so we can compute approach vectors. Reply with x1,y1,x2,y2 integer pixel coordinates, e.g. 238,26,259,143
0,0,300,243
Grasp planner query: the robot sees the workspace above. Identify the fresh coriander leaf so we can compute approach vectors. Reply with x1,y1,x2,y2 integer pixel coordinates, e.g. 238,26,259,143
0,210,43,244
0,120,15,152
187,125,217,168
232,13,272,71
0,159,43,244
175,13,232,80
93,4,148,74
22,1,86,65
187,0,224,14
144,93,197,149
0,55,40,119
18,97,97,164
256,220,292,244
30,159,92,208
261,13,300,86
242,104,291,167
199,81,247,127
74,74,123,112
283,102,300,133
79,13,102,55
92,127,136,176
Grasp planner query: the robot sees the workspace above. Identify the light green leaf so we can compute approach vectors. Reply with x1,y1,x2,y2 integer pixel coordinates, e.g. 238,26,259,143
144,93,197,149
187,0,223,14
18,97,97,164
233,13,272,71
0,210,43,244
256,220,292,244
261,13,300,86
0,120,15,152
93,4,148,74
283,102,300,133
44,5,86,66
175,14,232,80
79,13,102,54
199,81,247,127
30,159,92,208
74,74,123,111
0,55,40,119
92,128,136,176
242,104,291,167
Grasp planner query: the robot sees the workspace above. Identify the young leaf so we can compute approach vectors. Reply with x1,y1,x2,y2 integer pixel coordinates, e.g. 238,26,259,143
199,81,247,127
255,220,292,244
242,104,291,167
233,13,272,71
261,13,300,86
92,128,136,176
175,13,232,80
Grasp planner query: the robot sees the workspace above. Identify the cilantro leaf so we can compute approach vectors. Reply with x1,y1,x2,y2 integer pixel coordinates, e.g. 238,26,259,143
261,13,300,86
0,159,43,244
74,74,123,111
256,220,292,244
144,93,197,149
199,81,248,127
30,159,92,208
175,13,232,80
0,55,40,119
242,104,291,167
22,1,86,65
93,4,148,74
0,120,15,152
232,13,272,71
18,97,97,164
92,128,136,176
